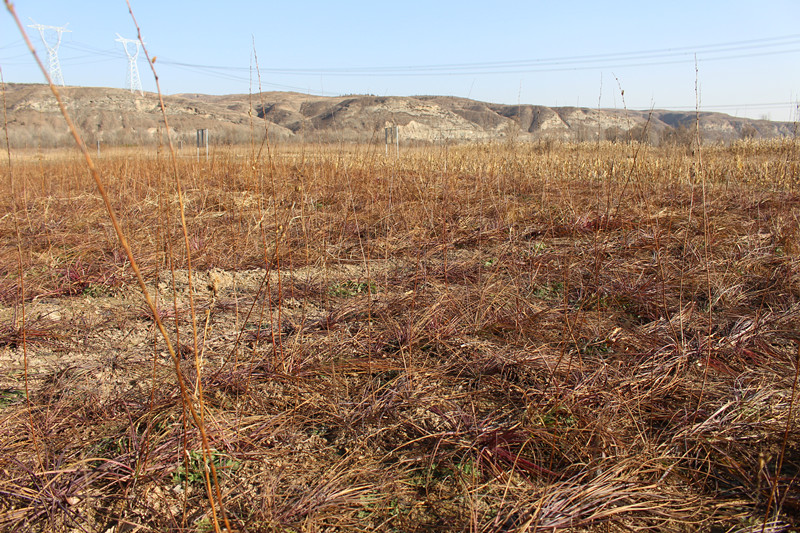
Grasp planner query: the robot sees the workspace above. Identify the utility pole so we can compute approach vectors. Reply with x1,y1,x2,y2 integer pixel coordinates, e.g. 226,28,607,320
28,20,70,86
115,34,144,95
197,129,208,162
385,125,399,159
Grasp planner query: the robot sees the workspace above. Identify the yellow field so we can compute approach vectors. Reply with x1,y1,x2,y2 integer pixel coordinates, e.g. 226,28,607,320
1,139,799,531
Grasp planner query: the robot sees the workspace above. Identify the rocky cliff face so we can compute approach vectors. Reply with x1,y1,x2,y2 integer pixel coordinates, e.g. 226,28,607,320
2,83,795,148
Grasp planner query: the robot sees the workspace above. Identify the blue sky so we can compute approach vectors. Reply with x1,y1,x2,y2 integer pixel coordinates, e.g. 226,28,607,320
2,1,799,120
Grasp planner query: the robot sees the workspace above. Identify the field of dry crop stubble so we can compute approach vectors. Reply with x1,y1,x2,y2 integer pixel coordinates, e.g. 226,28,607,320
0,139,799,532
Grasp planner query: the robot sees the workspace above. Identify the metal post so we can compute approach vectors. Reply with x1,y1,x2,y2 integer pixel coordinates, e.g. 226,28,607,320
385,125,399,158
197,129,206,162
96,140,100,157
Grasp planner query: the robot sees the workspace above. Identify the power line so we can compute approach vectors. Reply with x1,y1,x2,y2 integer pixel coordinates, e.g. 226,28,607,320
657,101,798,111
47,34,800,80
0,39,25,49
166,63,327,93
0,52,33,62
7,33,798,115
59,41,327,94
152,34,800,76
63,41,122,58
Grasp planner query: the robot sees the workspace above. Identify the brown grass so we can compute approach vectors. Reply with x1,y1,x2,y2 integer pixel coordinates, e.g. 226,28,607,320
0,138,799,532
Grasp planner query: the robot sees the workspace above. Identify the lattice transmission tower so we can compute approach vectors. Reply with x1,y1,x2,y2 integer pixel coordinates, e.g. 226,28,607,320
28,20,70,86
115,34,144,95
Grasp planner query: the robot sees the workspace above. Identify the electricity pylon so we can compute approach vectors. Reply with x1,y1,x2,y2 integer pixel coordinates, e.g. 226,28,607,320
28,20,70,86
115,34,144,95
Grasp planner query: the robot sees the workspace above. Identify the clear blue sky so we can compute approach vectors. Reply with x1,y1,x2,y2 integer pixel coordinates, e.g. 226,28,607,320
2,1,799,121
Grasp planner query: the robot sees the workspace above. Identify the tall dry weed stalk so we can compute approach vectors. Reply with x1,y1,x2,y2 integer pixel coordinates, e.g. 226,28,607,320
4,2,230,531
123,2,231,529
1,64,43,472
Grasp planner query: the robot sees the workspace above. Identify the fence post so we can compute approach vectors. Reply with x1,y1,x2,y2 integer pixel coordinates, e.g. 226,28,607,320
196,129,208,162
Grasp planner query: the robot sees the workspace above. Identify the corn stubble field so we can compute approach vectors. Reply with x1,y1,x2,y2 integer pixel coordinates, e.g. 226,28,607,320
1,138,799,532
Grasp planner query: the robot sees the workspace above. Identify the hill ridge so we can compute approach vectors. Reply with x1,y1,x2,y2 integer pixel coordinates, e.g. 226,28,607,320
2,83,795,147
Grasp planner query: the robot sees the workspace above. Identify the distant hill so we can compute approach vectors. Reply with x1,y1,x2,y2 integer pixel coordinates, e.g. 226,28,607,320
2,83,796,148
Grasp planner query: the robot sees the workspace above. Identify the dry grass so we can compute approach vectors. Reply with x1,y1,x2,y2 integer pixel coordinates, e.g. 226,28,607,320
1,138,799,532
